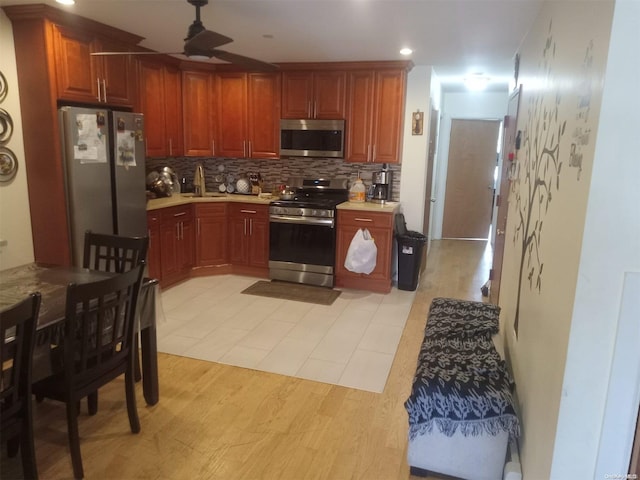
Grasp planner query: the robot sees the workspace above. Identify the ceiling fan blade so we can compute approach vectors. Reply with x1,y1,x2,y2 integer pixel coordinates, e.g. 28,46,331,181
91,51,184,56
185,30,233,52
210,50,279,72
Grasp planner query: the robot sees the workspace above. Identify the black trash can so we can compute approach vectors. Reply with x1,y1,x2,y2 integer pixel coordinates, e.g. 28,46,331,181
395,214,427,291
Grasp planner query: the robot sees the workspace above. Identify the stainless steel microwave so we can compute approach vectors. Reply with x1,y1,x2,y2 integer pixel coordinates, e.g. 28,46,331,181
280,119,345,158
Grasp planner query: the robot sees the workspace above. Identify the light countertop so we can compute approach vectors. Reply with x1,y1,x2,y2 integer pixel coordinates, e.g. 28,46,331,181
147,194,401,213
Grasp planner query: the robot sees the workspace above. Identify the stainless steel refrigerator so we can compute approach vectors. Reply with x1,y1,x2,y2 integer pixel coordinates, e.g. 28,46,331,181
58,106,147,267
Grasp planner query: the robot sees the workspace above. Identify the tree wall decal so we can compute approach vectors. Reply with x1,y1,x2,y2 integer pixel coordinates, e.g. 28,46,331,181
511,22,567,335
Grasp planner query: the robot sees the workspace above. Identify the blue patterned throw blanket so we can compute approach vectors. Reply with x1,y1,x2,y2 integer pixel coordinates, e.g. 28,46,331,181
405,298,520,440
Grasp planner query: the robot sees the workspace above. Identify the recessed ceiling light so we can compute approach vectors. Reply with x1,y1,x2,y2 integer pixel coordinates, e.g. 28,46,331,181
56,0,75,5
400,48,413,56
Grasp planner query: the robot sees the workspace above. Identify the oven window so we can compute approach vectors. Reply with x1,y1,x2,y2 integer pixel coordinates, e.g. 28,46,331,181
269,222,335,266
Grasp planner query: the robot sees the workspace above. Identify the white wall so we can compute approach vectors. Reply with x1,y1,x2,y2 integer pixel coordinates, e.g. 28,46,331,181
0,10,34,270
399,66,432,232
555,0,640,475
432,91,508,239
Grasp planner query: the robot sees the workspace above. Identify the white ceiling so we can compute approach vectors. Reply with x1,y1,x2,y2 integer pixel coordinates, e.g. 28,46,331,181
3,0,543,91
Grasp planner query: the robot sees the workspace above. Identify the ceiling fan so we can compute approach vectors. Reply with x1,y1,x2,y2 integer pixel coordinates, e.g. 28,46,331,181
91,0,278,71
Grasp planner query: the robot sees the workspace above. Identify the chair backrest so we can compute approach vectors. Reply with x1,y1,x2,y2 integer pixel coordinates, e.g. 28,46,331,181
62,264,145,391
82,231,149,274
1,293,41,426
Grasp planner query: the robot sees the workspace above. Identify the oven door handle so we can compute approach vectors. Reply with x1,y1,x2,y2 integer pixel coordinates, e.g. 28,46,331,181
269,215,335,227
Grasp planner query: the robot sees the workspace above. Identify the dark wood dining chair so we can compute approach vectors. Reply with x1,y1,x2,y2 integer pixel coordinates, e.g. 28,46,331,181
81,230,149,414
82,230,149,274
1,292,41,480
32,264,145,479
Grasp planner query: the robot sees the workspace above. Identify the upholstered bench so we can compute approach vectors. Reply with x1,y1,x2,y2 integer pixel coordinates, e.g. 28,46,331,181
404,297,520,480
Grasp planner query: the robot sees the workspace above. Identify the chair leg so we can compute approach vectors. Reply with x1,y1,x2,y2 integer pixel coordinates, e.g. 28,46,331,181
65,400,84,479
134,334,142,382
21,399,39,480
124,367,141,434
87,392,98,415
7,435,19,457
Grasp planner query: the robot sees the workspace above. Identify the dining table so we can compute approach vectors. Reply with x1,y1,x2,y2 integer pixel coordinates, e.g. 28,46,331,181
0,263,159,406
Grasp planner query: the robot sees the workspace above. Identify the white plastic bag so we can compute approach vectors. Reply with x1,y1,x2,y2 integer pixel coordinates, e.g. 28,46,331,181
344,228,377,274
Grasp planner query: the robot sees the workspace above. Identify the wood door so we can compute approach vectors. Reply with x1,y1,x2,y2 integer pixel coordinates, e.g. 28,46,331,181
164,65,183,157
281,72,313,118
138,61,165,157
182,71,214,156
53,25,99,103
217,72,248,158
313,71,347,119
195,204,228,266
99,37,134,106
247,73,280,159
371,69,405,164
248,216,269,268
442,119,500,238
345,71,375,163
490,88,521,304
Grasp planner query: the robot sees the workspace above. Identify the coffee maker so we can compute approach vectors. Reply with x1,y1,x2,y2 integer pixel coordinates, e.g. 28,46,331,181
371,163,392,203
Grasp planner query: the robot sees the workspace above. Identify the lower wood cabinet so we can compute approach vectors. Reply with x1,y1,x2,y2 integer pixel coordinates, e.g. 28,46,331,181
228,203,269,275
335,209,394,293
147,205,194,287
195,203,228,267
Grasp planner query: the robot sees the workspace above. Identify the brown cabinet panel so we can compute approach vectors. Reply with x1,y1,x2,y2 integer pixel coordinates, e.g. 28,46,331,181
139,61,183,157
195,204,228,266
228,203,269,267
281,71,346,119
217,72,280,159
183,70,216,156
335,210,394,292
159,205,194,286
98,37,135,105
346,69,406,164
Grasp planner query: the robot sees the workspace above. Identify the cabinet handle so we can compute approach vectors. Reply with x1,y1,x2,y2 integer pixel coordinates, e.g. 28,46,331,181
313,101,317,118
181,221,184,240
169,138,173,156
308,101,312,118
173,212,186,217
96,78,101,102
101,79,107,102
249,218,253,236
212,140,215,156
176,223,180,239
197,218,200,236
243,218,247,236
248,140,252,158
243,140,247,158
240,209,257,214
367,145,372,163
372,144,377,163
354,217,373,222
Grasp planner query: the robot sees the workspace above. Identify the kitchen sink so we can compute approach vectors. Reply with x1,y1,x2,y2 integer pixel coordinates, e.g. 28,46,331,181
181,192,227,198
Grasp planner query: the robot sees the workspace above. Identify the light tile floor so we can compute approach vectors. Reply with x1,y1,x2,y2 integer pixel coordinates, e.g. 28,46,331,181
156,275,416,393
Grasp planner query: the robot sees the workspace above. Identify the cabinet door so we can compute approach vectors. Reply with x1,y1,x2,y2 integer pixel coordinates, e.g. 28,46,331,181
98,37,135,106
217,72,248,158
179,217,195,272
196,204,228,266
164,66,183,157
228,215,249,265
371,70,406,164
345,71,375,163
139,61,166,157
248,217,269,267
183,70,215,156
281,72,313,119
314,71,347,119
146,212,162,280
53,25,99,103
247,73,280,159
160,219,180,280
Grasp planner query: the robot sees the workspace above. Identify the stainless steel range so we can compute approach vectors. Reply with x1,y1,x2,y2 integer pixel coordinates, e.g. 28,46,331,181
269,178,349,287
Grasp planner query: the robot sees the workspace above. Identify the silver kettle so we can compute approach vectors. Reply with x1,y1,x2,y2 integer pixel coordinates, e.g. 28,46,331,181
194,164,206,196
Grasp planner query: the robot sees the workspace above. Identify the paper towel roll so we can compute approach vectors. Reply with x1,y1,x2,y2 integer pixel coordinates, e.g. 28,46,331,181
503,461,522,480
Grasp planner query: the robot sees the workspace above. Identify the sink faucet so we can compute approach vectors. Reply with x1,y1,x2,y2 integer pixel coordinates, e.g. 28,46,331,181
194,164,206,196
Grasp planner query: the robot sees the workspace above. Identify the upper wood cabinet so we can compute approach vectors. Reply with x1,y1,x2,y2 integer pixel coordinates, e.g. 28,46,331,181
217,72,281,159
138,60,183,157
281,71,346,119
53,23,136,107
346,69,407,164
182,70,217,157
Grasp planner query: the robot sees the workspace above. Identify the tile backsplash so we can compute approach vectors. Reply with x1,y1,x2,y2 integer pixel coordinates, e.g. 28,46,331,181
146,157,401,200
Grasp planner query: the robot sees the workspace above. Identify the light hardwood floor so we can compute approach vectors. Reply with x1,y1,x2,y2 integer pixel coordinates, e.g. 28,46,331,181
2,239,491,479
